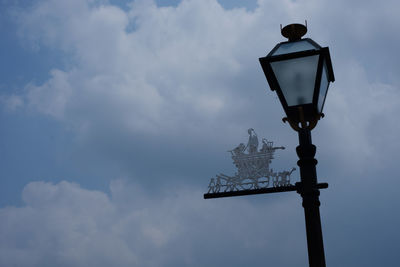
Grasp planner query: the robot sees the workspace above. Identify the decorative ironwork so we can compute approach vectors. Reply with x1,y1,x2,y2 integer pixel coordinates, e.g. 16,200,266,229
206,129,296,194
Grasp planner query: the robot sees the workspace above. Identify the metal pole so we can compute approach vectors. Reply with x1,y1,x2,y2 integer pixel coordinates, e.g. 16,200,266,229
296,128,326,267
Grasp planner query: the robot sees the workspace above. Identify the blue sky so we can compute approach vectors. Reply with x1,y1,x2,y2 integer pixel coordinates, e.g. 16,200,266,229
1,0,400,266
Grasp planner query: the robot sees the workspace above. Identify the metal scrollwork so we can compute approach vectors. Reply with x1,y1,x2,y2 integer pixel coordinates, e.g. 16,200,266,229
207,129,296,194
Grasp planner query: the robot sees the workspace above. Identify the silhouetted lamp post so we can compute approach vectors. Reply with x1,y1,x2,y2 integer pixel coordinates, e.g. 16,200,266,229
259,23,335,267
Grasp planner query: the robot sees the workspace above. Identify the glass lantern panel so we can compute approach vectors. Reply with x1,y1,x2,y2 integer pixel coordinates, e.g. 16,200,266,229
272,40,318,56
271,55,319,106
318,61,330,112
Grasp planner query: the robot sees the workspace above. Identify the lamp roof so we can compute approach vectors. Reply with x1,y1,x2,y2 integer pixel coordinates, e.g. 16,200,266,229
271,39,320,56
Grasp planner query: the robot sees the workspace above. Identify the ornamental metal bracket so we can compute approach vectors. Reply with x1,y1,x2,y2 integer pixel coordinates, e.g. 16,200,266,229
204,129,303,199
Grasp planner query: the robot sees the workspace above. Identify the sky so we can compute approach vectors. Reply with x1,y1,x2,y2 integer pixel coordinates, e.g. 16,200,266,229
0,0,400,266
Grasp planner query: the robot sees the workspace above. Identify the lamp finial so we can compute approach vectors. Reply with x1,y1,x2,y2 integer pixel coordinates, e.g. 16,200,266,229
281,22,307,41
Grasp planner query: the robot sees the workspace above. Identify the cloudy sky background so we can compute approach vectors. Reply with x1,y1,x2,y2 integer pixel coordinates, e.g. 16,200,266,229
1,0,399,266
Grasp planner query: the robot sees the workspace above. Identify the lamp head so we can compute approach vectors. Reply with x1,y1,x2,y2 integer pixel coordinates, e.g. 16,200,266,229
259,23,334,131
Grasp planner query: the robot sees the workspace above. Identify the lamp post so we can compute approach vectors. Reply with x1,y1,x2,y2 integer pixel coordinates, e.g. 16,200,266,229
259,23,335,267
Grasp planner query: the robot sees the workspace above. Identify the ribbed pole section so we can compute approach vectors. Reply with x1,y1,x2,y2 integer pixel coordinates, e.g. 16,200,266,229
297,128,326,267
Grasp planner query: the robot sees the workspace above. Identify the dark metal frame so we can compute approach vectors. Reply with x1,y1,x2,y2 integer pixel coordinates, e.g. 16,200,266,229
259,38,335,128
257,34,335,267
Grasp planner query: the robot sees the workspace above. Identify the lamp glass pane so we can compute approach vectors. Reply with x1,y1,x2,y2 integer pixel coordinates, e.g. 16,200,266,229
271,55,319,106
318,61,329,112
272,40,318,56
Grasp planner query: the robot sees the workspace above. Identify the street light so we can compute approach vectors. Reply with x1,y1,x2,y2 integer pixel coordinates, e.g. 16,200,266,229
259,23,335,267
259,23,334,131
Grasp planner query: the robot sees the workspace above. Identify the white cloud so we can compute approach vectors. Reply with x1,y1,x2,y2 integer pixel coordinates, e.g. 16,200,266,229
17,0,261,137
26,69,73,118
2,1,400,266
0,94,23,111
315,59,400,176
0,180,307,267
11,0,400,182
